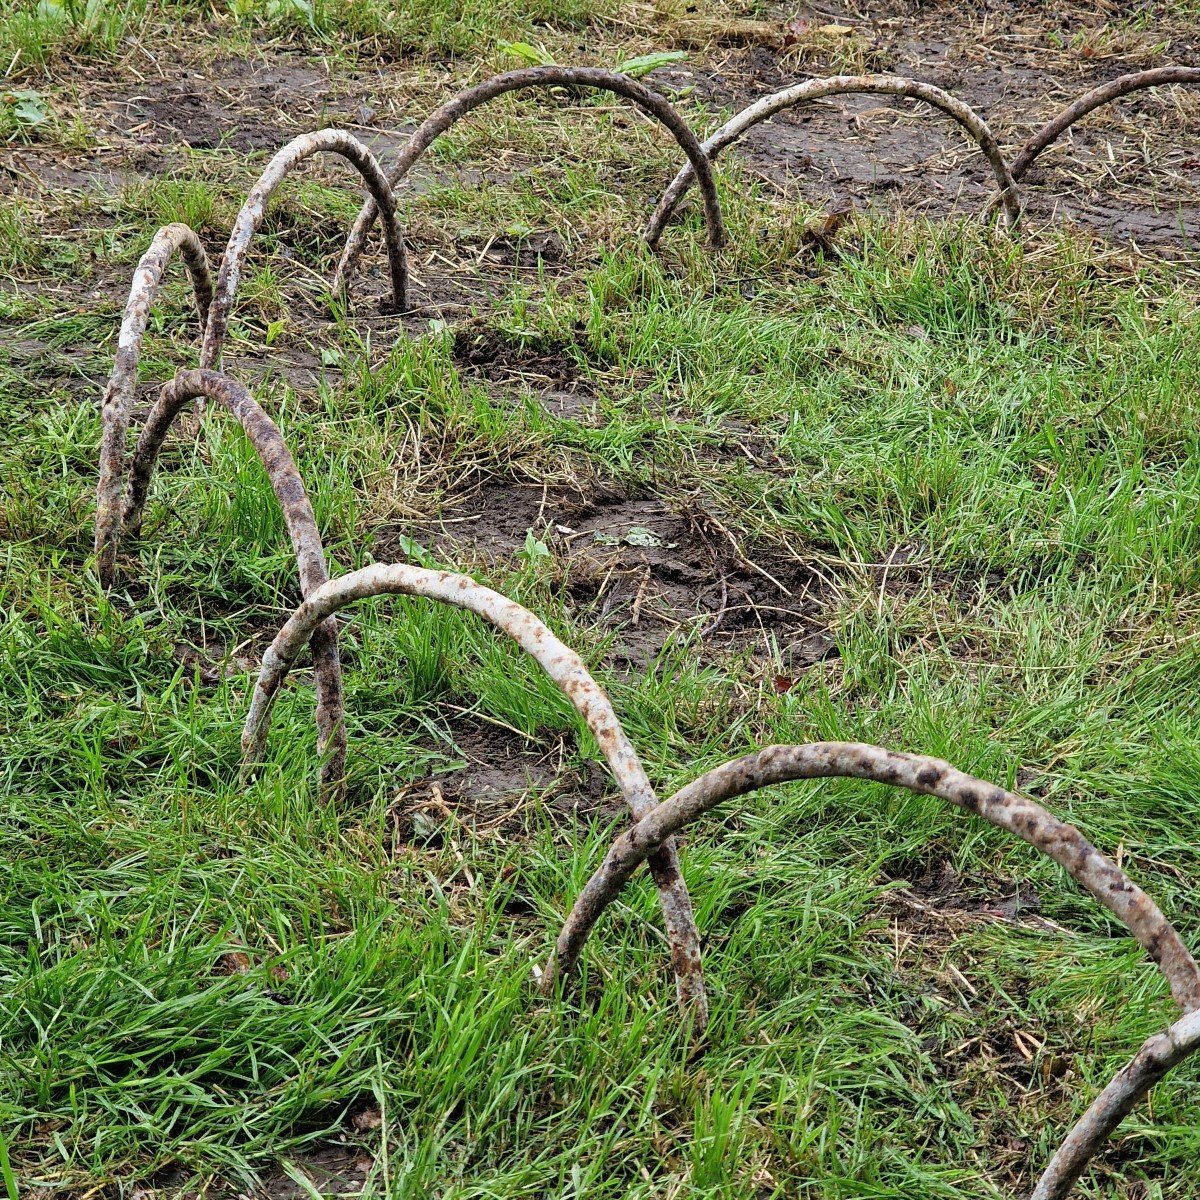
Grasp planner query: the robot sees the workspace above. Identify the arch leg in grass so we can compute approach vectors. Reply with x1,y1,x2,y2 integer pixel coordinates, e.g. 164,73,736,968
94,223,212,588
200,129,408,370
980,66,1200,218
547,741,1200,1199
124,369,347,798
243,563,707,1028
334,66,727,293
1032,1006,1200,1200
645,74,1020,245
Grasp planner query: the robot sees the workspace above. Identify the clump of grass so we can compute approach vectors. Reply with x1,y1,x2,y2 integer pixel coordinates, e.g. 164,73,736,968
0,0,150,74
230,0,617,58
1,0,617,76
0,196,42,273
123,176,220,233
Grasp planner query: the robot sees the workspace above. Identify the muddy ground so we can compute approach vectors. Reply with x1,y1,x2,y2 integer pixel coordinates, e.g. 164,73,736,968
4,1,1197,408
5,3,1198,255
653,0,1200,250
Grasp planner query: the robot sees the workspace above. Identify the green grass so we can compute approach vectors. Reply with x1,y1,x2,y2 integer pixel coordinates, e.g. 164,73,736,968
0,0,618,76
3,4,1200,1195
0,0,150,73
5,201,1200,1195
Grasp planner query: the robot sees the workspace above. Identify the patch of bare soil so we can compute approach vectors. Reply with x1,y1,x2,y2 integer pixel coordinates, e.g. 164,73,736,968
651,0,1200,253
124,84,283,153
377,476,834,670
262,1146,373,1199
146,1144,373,1199
452,325,580,379
103,53,335,152
1,53,344,199
452,323,593,411
880,858,1049,927
426,720,561,815
388,719,623,845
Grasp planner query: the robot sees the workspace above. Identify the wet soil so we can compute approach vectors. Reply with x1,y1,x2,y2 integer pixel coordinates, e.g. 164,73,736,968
451,323,592,408
386,718,623,845
4,2,1194,279
651,1,1200,253
376,473,831,670
146,1144,373,1199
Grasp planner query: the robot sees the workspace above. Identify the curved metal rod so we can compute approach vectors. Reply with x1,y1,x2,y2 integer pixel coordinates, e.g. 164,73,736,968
94,224,212,588
980,66,1200,219
243,562,707,1028
1033,1006,1200,1200
124,368,347,797
548,740,1200,1011
200,129,408,370
1011,66,1200,182
549,742,1200,1195
645,74,1021,245
334,66,727,292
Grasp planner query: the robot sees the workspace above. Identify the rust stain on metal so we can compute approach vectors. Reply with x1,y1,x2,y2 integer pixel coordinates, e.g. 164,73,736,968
1032,1007,1200,1199
547,741,1200,1195
550,744,1200,1010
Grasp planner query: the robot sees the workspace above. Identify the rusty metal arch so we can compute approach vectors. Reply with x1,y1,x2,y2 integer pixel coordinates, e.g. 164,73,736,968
123,369,347,796
335,66,727,294
646,74,1020,243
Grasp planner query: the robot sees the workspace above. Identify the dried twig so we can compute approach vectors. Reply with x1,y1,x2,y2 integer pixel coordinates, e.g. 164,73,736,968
1032,1006,1200,1200
243,562,706,1026
335,66,727,292
124,369,347,797
94,223,212,587
201,129,408,370
645,74,1021,245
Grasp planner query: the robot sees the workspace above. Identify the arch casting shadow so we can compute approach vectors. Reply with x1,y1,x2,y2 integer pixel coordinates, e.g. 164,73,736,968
547,741,1200,1200
646,74,1021,245
95,223,212,588
124,368,347,797
200,129,408,371
243,562,707,1028
334,66,727,294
